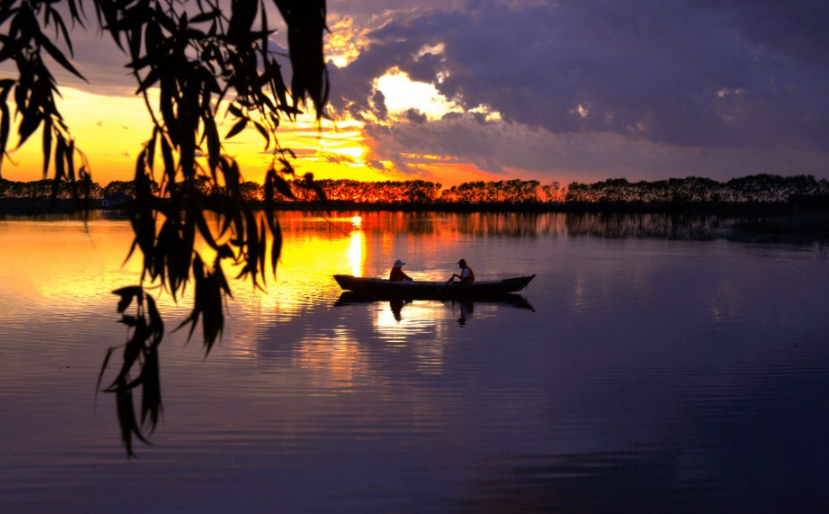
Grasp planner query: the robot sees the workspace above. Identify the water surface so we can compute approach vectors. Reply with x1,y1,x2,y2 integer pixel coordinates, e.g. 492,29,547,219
1,212,828,513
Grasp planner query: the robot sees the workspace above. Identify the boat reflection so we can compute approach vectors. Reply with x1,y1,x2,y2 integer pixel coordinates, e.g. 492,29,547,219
335,292,535,325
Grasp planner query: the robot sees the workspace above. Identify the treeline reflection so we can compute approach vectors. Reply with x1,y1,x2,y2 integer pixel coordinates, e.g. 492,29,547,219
3,208,823,244
283,211,826,243
564,213,733,240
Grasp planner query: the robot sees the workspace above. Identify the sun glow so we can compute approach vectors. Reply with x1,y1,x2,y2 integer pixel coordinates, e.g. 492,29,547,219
1,83,384,185
348,223,364,277
2,87,154,183
325,15,365,67
374,69,462,120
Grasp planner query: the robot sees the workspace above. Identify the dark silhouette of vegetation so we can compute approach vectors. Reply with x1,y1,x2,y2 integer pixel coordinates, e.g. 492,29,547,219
4,174,828,213
2,0,328,456
564,175,829,207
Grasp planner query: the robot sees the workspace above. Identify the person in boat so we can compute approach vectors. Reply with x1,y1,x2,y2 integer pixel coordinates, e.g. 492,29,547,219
389,259,413,282
452,258,475,284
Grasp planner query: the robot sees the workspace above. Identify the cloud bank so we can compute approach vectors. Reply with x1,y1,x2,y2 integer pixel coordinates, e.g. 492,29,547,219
327,0,829,183
13,0,826,184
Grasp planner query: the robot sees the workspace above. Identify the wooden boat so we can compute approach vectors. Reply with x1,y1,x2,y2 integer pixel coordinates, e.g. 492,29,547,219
333,274,535,298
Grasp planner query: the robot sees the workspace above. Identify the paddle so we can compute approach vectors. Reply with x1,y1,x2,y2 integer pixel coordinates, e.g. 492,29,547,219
435,276,455,296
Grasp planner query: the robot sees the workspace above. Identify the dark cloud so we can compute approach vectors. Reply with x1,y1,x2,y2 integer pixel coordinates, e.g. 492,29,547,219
330,0,829,153
370,90,388,121
365,113,829,184
699,0,829,68
405,109,428,125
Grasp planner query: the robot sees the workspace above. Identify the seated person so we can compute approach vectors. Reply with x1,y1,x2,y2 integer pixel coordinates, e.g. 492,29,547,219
452,258,475,284
389,259,413,282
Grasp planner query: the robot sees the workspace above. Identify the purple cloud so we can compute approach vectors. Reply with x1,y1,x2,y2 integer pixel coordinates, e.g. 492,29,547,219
330,0,829,152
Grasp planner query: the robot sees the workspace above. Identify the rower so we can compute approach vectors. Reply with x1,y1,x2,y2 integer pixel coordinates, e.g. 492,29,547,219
389,259,413,282
452,259,475,284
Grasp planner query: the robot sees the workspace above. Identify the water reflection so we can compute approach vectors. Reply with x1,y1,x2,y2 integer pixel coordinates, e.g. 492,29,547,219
456,301,473,326
2,211,829,514
335,293,535,331
348,220,364,277
287,210,828,246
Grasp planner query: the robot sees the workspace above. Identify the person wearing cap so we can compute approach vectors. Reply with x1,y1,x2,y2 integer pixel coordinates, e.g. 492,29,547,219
389,259,413,282
452,259,475,284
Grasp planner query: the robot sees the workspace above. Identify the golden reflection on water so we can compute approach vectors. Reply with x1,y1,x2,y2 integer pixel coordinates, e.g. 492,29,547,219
374,301,447,374
291,334,369,389
348,218,364,277
0,220,142,312
192,212,449,385
0,212,540,387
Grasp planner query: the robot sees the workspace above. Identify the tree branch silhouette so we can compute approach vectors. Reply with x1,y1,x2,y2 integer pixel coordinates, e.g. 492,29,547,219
1,0,329,456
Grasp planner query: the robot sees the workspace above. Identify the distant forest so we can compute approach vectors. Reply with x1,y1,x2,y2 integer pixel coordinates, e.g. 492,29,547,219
2,174,828,209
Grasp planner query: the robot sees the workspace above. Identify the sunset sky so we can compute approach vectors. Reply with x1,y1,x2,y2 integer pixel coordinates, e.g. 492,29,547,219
3,0,829,187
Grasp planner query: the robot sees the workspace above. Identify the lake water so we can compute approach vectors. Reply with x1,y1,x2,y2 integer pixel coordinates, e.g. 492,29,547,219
1,211,828,513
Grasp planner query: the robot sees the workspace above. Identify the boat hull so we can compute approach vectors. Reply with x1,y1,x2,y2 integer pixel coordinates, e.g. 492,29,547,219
333,274,535,298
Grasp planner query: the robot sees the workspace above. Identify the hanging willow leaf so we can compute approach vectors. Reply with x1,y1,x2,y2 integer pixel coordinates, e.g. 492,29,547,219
271,218,282,275
36,32,86,81
115,379,150,457
304,172,330,214
2,0,334,456
112,286,143,314
225,117,247,139
145,293,164,346
16,109,42,149
272,173,296,200
41,118,52,178
140,346,162,431
264,167,276,222
228,0,257,44
0,87,10,171
190,9,221,24
96,346,115,400
252,120,269,148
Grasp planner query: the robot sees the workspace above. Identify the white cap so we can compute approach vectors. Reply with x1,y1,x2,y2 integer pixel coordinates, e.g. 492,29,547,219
393,259,405,267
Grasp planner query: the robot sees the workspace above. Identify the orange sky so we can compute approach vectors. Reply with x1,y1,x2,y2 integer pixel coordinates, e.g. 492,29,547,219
0,86,403,185
3,2,828,188
0,7,541,189
1,84,503,188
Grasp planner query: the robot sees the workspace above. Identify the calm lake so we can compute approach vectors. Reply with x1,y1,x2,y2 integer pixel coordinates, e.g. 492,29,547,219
1,211,828,513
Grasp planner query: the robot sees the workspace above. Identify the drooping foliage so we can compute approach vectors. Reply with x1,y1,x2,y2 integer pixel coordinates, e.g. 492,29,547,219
1,0,328,455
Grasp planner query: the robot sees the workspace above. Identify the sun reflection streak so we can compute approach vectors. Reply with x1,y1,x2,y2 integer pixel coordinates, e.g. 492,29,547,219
348,217,364,277
372,301,448,375
293,334,367,389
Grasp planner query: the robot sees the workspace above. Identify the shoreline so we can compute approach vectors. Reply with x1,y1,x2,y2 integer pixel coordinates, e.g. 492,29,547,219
2,197,829,215
2,199,827,243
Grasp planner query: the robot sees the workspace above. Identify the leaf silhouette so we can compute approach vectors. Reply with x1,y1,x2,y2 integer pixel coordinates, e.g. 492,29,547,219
272,173,296,200
2,0,331,456
113,286,143,313
140,346,162,431
225,117,248,139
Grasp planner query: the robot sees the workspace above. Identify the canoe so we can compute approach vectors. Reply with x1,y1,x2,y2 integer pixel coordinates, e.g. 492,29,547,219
333,274,535,298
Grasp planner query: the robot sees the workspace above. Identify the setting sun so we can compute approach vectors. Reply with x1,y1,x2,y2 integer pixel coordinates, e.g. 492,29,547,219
374,69,461,120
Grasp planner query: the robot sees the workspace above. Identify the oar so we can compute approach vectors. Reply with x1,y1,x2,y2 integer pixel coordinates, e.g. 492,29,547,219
435,276,455,296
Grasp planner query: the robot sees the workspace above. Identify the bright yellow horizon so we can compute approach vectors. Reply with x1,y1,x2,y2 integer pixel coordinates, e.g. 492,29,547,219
1,83,497,189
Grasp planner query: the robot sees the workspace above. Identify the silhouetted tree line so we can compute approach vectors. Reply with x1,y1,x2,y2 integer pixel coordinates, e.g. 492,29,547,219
0,178,160,200
3,174,828,207
564,175,829,205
